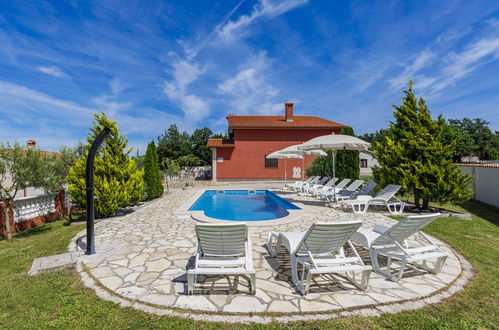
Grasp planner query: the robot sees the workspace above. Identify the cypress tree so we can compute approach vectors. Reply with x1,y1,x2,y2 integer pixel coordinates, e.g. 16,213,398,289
373,80,472,210
306,127,360,179
143,141,164,199
68,112,144,217
336,127,360,179
306,150,334,177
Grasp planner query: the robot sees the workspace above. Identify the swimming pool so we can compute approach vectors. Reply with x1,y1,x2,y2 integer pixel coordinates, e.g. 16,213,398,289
188,190,300,221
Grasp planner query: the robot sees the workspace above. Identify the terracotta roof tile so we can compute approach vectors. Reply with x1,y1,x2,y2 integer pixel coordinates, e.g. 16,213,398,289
227,115,346,129
206,138,235,148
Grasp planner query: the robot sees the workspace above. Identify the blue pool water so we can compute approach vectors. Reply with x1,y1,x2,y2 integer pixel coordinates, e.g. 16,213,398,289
188,190,300,221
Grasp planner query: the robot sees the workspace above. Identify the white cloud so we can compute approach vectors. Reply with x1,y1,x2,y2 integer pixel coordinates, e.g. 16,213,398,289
0,81,93,149
114,107,181,136
412,75,437,90
218,51,282,115
181,0,246,60
92,94,131,117
387,50,435,89
0,80,90,114
163,0,307,121
37,65,68,78
91,90,182,137
109,78,126,94
432,35,499,92
163,59,210,120
166,59,203,92
387,21,499,95
218,0,308,42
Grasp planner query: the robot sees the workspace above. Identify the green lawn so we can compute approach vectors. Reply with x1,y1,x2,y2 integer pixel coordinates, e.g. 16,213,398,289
0,201,497,329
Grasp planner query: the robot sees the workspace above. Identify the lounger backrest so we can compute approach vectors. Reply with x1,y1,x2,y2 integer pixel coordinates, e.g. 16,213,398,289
357,182,377,195
316,177,329,185
335,178,351,190
323,177,338,188
374,184,401,201
305,176,316,183
309,176,320,184
295,221,362,256
372,214,441,246
196,223,248,257
345,179,364,192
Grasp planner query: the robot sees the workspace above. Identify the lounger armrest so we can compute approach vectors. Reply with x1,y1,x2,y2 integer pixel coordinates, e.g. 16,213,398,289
373,225,390,234
245,235,254,270
350,228,381,248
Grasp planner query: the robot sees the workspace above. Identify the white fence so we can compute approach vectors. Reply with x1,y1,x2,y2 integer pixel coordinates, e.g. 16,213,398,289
13,193,56,223
458,164,499,208
165,166,212,182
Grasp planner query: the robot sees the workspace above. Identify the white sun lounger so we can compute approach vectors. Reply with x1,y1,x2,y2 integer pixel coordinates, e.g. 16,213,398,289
340,184,405,214
351,213,448,281
323,179,364,201
303,177,330,194
308,177,338,196
292,176,319,191
336,182,377,202
316,178,350,198
187,223,256,295
287,176,316,190
325,179,364,201
267,221,372,295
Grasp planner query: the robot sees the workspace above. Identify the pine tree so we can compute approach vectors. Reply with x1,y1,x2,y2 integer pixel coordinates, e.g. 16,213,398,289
336,127,360,179
373,80,472,210
143,141,164,199
68,112,144,217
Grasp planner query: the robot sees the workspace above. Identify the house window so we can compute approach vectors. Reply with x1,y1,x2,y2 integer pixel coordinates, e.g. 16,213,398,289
264,156,278,168
360,159,368,168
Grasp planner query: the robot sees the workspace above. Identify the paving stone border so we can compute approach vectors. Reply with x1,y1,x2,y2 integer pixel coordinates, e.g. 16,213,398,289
75,251,473,324
28,252,82,276
68,184,474,324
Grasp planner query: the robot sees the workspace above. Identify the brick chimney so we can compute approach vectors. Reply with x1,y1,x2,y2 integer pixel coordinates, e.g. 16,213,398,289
26,139,36,147
285,102,294,122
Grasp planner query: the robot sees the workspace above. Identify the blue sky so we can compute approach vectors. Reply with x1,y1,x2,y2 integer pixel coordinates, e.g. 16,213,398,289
1,0,498,153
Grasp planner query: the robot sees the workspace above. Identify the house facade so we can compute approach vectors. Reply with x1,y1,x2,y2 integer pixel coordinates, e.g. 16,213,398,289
359,150,378,176
207,102,347,181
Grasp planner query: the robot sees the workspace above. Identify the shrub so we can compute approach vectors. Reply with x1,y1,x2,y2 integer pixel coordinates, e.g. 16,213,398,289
68,112,144,218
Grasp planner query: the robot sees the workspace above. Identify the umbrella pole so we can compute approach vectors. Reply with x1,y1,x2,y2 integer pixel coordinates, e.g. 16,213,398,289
284,159,287,186
332,150,336,202
302,157,304,181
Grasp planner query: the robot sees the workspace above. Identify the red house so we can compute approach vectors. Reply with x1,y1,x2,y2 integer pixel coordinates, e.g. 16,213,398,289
207,102,347,181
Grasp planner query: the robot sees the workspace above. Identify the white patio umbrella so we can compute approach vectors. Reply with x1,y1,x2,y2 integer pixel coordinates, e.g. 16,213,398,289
277,144,327,180
266,151,303,185
298,134,371,201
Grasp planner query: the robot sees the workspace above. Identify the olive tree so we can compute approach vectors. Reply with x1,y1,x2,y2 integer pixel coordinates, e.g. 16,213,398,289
0,142,64,241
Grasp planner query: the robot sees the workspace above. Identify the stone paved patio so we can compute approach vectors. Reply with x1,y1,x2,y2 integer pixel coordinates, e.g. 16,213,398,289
69,183,470,322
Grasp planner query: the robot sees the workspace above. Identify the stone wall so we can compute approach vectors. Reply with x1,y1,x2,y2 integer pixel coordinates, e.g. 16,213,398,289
0,190,67,238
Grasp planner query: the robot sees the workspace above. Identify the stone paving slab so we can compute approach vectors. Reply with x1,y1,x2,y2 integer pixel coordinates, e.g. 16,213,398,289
68,184,471,322
28,252,81,276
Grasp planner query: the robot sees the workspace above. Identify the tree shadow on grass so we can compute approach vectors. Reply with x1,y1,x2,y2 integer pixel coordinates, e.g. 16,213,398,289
459,200,499,226
14,225,53,239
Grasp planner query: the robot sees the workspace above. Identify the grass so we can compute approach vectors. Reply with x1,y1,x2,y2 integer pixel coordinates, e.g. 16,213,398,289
0,201,498,329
